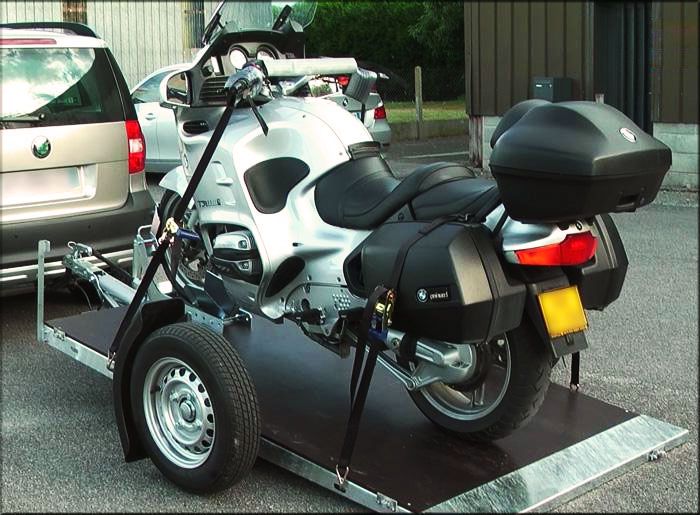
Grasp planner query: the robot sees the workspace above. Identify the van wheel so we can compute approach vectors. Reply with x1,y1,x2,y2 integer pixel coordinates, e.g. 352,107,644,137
130,322,260,493
402,318,553,441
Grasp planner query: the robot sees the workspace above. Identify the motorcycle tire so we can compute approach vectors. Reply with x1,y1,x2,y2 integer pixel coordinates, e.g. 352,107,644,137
158,190,207,299
401,317,553,441
130,322,260,493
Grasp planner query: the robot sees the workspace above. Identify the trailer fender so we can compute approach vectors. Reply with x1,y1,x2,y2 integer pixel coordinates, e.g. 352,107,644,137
112,297,187,462
158,165,195,209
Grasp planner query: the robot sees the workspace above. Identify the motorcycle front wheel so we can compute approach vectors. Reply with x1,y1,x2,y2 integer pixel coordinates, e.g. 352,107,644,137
158,191,208,298
403,318,553,441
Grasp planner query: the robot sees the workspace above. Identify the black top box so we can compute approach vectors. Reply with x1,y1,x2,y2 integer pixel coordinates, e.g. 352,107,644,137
489,100,671,223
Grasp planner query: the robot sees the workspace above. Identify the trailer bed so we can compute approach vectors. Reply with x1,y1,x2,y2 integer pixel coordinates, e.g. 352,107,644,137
45,307,688,512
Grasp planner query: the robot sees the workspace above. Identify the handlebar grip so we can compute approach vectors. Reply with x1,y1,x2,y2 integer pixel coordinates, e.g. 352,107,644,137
261,57,358,77
224,64,265,99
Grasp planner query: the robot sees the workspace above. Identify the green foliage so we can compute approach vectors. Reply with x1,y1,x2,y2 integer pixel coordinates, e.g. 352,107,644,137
305,1,424,65
408,2,464,67
303,1,465,101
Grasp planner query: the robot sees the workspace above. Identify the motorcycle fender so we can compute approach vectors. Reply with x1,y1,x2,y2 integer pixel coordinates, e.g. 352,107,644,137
112,297,187,462
158,165,195,209
523,273,589,359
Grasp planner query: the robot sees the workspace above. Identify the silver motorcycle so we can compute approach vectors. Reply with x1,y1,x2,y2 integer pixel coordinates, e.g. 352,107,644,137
154,0,667,451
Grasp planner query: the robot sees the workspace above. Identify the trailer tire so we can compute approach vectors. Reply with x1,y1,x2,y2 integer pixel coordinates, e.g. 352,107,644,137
130,322,260,493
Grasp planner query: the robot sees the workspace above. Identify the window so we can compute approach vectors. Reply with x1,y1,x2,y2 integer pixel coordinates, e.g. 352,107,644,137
132,71,171,104
62,1,87,24
0,47,123,129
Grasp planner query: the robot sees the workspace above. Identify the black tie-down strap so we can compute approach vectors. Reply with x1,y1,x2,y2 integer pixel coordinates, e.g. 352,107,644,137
570,351,581,390
107,94,239,364
335,214,461,491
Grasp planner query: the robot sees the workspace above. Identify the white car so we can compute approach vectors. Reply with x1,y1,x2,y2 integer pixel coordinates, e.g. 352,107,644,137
130,64,186,173
132,63,391,174
311,74,391,147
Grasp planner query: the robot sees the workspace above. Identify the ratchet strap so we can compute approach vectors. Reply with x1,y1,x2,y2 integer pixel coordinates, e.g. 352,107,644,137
336,214,461,491
107,92,239,364
90,247,135,285
570,351,580,390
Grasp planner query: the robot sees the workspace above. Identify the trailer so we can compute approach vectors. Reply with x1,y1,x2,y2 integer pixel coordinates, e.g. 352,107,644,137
34,232,688,512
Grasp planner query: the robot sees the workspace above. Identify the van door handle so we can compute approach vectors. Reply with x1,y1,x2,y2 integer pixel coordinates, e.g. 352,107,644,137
144,113,156,120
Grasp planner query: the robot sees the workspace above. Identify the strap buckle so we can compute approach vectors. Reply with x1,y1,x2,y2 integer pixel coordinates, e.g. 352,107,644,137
106,351,116,371
372,288,396,335
158,217,180,245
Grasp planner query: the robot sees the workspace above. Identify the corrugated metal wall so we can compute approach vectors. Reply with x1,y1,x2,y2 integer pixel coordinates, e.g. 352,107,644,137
464,1,592,116
465,0,697,124
652,1,698,124
0,1,62,24
1,0,220,88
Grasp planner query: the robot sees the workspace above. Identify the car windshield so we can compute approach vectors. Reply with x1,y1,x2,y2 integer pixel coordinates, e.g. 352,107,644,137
204,0,317,44
0,47,123,128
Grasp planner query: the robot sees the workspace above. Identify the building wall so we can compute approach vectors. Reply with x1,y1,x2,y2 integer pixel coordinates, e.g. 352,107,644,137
464,1,592,117
1,0,220,87
653,123,699,188
652,2,698,125
466,0,698,187
0,1,62,23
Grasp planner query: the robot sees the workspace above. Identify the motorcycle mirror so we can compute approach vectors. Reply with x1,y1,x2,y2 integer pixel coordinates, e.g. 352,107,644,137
159,70,192,110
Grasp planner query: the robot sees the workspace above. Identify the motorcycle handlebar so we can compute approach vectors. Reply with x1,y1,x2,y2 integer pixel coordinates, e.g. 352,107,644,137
260,57,358,78
223,57,359,102
224,64,266,100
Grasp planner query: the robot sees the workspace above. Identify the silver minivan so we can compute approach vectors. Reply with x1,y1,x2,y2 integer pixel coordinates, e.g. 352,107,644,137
0,23,154,293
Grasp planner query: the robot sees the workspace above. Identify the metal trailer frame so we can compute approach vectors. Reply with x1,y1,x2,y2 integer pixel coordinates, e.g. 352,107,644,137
35,236,689,513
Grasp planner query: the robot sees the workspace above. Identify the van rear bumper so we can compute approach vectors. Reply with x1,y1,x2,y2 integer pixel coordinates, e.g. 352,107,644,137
1,190,154,291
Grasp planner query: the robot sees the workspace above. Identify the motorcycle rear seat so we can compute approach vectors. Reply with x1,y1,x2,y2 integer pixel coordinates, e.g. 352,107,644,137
315,159,498,229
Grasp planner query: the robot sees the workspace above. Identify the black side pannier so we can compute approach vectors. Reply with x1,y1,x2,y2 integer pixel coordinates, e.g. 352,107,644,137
355,222,526,344
489,100,671,223
565,213,628,311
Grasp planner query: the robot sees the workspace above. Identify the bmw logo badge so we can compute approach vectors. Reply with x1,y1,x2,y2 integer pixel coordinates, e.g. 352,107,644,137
416,288,428,303
619,127,637,143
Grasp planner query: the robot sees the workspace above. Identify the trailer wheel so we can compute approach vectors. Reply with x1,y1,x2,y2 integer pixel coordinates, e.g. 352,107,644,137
130,322,260,493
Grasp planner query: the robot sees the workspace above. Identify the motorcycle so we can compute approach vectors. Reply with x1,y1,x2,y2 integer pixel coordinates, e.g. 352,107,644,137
155,0,670,459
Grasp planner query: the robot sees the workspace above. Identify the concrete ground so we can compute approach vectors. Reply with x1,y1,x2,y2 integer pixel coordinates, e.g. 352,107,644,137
1,137,697,512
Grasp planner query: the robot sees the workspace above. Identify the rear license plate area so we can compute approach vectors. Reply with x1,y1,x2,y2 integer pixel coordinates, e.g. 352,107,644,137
537,285,588,339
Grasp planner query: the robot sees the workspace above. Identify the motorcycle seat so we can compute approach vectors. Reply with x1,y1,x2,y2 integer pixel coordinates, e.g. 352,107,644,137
315,159,498,229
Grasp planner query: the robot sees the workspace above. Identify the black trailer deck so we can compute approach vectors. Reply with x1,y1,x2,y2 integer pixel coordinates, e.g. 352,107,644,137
45,306,688,512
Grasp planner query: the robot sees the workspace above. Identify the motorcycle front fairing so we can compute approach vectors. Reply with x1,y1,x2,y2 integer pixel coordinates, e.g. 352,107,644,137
170,95,374,322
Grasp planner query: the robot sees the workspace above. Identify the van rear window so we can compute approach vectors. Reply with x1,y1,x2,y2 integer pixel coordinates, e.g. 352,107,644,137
0,47,124,129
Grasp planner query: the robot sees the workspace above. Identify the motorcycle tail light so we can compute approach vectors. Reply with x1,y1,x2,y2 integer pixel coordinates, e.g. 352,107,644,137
515,232,597,266
337,75,350,88
374,105,387,120
125,119,146,174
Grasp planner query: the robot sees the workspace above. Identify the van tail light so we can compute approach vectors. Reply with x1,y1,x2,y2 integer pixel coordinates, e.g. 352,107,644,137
514,232,597,266
125,119,145,174
374,105,387,120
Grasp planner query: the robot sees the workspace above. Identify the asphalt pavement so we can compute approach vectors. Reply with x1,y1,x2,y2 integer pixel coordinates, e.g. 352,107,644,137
1,136,697,512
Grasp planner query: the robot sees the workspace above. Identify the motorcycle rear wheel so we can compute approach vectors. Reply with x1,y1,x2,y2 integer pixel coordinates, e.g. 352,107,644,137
404,318,553,441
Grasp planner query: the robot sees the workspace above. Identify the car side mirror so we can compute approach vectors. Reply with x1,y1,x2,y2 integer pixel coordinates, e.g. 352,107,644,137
160,70,191,109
